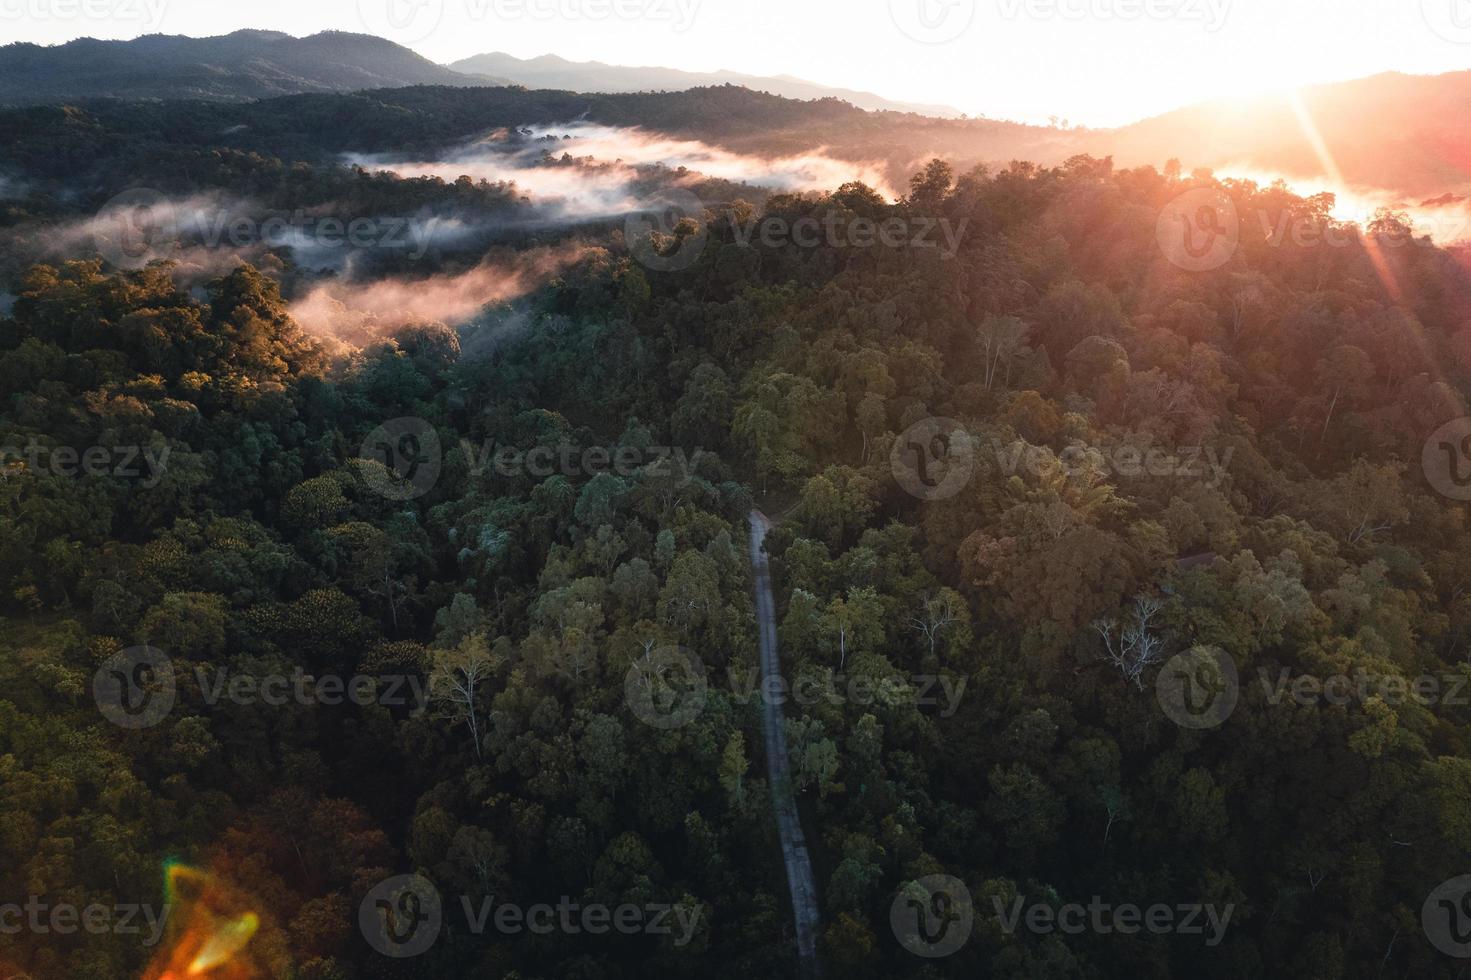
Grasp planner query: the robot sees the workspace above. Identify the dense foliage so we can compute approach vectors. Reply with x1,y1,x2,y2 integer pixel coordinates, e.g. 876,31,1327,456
2,93,1471,980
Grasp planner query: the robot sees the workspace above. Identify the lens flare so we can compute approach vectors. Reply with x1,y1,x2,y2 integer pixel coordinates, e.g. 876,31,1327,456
142,865,275,979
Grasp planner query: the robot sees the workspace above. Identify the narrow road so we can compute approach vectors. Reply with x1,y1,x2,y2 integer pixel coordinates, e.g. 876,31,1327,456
747,510,821,977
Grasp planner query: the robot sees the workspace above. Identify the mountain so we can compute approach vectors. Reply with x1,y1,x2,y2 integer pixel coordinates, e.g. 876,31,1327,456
446,51,965,118
4,29,1466,204
669,69,1471,203
0,30,511,104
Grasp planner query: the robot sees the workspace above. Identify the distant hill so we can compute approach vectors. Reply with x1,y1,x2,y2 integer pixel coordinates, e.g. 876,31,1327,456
660,70,1471,202
447,51,965,118
1097,71,1471,198
0,30,510,104
3,32,1467,205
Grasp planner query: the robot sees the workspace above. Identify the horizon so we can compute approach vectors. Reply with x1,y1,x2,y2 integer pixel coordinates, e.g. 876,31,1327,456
9,26,1468,131
3,0,1469,127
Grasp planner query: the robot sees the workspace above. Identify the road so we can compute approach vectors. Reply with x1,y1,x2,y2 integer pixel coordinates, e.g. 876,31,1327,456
747,510,821,977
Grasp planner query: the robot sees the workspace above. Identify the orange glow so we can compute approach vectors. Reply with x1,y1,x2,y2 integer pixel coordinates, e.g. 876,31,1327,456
141,866,276,980
1282,90,1402,303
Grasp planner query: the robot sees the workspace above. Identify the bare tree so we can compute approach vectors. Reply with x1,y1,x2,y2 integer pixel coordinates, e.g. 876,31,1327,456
429,632,497,759
1092,595,1167,689
909,590,962,659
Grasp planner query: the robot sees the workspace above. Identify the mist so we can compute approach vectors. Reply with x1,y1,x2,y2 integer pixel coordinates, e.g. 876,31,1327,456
11,125,901,353
286,246,589,345
18,191,465,275
348,122,898,217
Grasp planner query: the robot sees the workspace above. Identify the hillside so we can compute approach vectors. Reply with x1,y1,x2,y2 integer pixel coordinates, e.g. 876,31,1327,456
0,30,510,104
1099,70,1471,197
447,51,966,117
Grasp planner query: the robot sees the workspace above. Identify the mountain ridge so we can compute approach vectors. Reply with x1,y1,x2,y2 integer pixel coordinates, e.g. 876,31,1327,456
446,49,967,117
0,29,511,103
3,31,1469,201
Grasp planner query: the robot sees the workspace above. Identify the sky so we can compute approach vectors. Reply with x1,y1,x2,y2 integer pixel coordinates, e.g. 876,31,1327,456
4,0,1470,126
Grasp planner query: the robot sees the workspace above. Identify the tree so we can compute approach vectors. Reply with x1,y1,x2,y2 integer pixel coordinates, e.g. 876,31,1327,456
907,158,954,211
719,732,748,812
283,476,347,529
908,589,970,661
976,314,1031,392
795,467,877,551
1316,459,1409,546
658,551,722,634
138,591,228,657
575,473,627,528
428,632,499,759
1313,344,1373,444
822,587,885,668
1092,594,1168,689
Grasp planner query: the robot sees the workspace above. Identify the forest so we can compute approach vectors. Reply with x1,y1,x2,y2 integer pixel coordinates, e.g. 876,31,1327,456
1,83,1470,980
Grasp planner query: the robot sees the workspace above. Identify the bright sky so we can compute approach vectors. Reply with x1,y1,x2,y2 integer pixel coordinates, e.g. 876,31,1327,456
6,0,1471,126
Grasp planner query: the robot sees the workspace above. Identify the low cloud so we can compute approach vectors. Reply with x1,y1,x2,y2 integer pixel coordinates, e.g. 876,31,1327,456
535,123,897,197
8,124,897,353
41,192,233,264
16,191,469,276
287,246,588,345
349,122,898,218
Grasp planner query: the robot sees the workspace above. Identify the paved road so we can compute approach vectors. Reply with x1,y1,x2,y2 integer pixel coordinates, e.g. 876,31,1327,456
747,510,821,977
